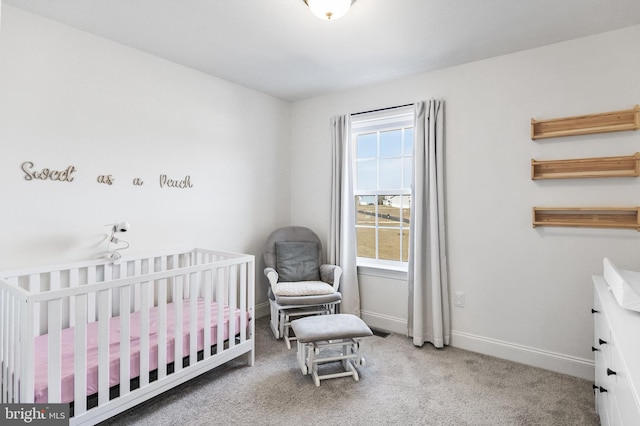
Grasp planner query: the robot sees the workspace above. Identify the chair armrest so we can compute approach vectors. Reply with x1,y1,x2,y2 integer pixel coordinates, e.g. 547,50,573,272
320,264,342,291
264,267,279,288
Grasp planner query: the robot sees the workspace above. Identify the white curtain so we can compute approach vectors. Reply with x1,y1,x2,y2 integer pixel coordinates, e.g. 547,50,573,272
408,99,450,348
329,114,361,316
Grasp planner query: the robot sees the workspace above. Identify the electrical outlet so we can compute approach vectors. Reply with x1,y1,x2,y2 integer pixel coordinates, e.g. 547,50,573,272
454,291,465,308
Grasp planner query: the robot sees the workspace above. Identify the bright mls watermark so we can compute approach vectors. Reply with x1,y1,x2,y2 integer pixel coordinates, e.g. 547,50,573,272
1,404,69,425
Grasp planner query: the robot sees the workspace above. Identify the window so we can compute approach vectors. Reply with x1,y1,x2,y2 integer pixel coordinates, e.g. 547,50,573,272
352,108,414,269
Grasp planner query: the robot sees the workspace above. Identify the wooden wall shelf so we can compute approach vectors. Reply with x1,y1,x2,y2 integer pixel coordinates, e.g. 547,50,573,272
531,153,640,180
531,105,640,140
532,207,640,231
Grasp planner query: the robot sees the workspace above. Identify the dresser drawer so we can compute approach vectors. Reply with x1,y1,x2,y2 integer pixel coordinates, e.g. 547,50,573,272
593,276,640,426
609,338,640,426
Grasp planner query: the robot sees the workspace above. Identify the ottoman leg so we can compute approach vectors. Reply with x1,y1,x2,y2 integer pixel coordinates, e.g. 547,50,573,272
309,343,319,386
297,340,309,375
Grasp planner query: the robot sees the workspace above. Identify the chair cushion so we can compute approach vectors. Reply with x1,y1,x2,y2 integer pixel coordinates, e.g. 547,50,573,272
276,241,320,282
291,314,373,343
273,281,335,297
275,291,342,306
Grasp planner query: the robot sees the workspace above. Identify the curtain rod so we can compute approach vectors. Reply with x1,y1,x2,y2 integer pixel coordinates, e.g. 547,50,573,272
350,103,414,116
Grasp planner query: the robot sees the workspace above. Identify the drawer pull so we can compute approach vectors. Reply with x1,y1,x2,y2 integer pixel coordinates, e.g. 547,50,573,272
599,386,608,393
606,368,617,376
591,308,599,314
591,346,599,352
599,338,608,345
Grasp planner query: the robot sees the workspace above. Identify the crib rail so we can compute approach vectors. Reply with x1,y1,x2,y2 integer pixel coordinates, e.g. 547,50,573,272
0,248,255,425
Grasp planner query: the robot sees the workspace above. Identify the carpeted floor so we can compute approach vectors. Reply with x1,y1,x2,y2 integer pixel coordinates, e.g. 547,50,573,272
101,317,599,425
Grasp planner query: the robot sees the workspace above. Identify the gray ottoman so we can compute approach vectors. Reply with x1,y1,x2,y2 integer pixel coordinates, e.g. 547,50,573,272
290,314,373,386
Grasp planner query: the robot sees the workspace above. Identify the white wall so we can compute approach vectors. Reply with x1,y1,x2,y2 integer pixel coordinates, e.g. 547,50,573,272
290,25,640,379
0,6,291,309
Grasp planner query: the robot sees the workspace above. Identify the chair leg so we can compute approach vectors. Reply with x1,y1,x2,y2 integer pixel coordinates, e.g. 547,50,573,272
297,341,309,375
280,310,287,339
269,300,281,339
284,312,293,349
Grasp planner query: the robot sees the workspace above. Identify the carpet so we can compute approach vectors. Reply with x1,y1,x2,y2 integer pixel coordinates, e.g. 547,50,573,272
100,317,598,425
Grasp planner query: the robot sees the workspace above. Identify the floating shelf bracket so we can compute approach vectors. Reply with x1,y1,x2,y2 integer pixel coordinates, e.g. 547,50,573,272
531,153,640,180
532,207,640,231
531,105,640,140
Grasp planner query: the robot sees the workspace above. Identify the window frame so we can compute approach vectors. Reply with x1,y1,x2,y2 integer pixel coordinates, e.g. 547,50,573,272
351,107,414,271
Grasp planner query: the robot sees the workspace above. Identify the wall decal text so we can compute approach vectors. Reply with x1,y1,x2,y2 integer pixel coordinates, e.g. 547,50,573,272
22,161,76,182
97,175,114,185
133,178,144,186
160,174,193,189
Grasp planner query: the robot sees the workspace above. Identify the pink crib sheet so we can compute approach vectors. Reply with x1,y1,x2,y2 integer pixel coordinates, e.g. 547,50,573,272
33,299,247,403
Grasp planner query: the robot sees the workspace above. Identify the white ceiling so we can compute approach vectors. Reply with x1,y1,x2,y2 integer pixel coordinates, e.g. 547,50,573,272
5,0,640,101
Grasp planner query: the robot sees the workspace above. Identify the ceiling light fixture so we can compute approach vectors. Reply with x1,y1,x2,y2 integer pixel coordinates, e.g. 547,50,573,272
304,0,355,21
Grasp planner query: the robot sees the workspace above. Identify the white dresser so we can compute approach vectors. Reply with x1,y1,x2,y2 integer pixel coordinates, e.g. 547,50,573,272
593,276,640,425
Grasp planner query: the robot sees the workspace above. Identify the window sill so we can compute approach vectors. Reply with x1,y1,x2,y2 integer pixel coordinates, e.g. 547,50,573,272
357,261,408,280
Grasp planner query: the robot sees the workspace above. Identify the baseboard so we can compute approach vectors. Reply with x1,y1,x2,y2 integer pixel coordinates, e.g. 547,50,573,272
451,330,595,381
255,301,270,319
360,310,407,335
256,304,594,380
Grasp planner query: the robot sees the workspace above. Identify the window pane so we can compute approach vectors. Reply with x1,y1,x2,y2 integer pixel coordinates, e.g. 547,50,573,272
403,157,412,188
356,227,376,259
378,196,401,228
404,128,414,156
402,228,410,262
378,228,401,261
402,195,411,224
355,195,376,226
402,195,411,263
379,158,402,189
356,133,377,159
356,159,377,190
380,130,402,157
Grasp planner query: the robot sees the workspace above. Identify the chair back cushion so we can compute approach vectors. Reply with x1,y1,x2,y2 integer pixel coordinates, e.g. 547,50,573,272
263,226,323,270
275,241,320,282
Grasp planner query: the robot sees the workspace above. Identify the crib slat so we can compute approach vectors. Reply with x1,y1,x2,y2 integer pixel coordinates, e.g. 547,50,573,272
169,254,178,302
19,300,35,403
119,287,131,396
74,294,87,415
28,275,40,336
228,266,237,349
133,260,141,311
97,290,110,406
1,287,18,403
139,280,150,388
105,265,114,317
47,299,62,403
216,268,225,353
68,268,79,328
157,275,167,379
174,277,183,373
189,272,197,366
87,267,97,322
247,259,255,365
9,294,17,403
203,269,212,360
239,262,247,342
10,295,20,402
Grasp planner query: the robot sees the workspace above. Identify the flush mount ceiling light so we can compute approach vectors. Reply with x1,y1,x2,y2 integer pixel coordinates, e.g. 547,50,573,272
304,0,356,20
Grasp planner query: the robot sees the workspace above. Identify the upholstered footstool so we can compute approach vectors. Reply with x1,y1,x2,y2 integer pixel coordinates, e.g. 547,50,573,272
290,314,373,386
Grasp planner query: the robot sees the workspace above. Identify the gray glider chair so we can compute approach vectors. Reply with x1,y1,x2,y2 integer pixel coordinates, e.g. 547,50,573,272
263,226,342,348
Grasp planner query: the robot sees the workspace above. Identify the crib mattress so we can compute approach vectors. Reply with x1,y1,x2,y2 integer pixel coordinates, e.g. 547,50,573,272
33,299,247,403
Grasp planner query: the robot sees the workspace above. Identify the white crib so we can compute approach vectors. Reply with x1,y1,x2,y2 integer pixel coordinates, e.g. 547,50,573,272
0,248,255,425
